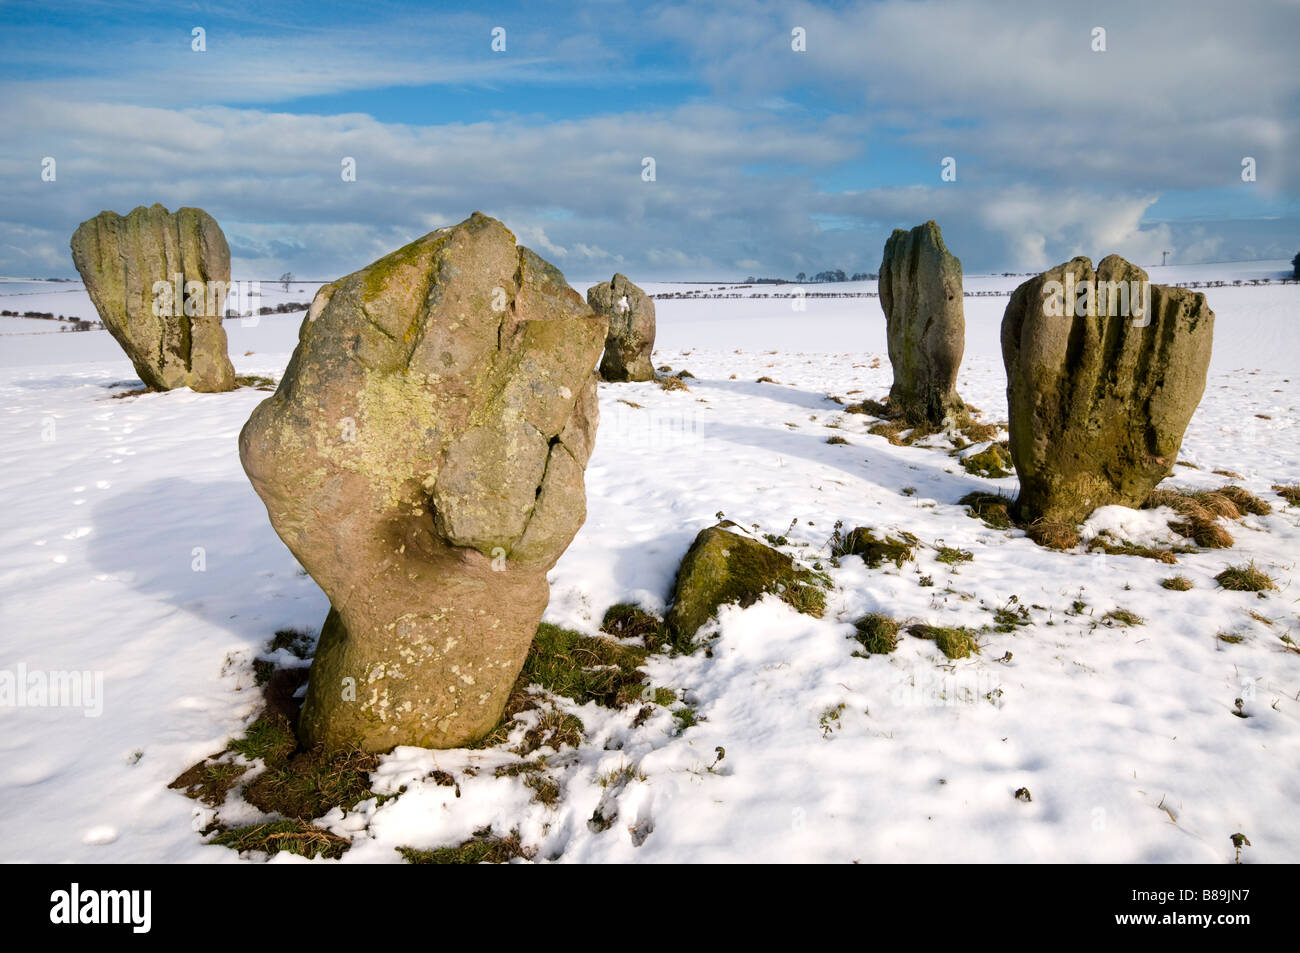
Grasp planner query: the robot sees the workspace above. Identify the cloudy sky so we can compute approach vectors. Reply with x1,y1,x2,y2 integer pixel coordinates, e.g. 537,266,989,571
2,0,1297,281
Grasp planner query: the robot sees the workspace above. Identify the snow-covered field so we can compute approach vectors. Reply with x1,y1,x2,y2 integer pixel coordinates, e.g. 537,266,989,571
1,262,1297,863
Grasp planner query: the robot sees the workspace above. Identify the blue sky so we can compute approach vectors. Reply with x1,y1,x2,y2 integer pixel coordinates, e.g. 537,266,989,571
1,0,1296,280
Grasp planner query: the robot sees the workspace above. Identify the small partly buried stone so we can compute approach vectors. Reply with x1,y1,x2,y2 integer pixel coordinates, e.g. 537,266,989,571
70,203,236,392
666,521,817,642
878,220,965,425
1002,255,1214,525
239,212,608,753
588,273,655,381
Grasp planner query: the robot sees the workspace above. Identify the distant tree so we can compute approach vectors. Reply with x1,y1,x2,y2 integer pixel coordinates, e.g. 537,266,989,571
1292,251,1299,278
280,271,294,292
795,272,806,282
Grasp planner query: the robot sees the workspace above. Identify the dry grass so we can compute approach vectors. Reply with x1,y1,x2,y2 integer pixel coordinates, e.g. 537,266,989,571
1215,562,1277,592
1147,485,1270,551
1103,608,1145,627
1088,535,1185,563
211,820,350,860
1168,518,1235,549
846,398,892,417
1026,519,1080,551
1272,484,1300,507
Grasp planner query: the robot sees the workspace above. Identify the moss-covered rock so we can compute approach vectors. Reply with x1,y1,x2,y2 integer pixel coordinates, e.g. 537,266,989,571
831,526,918,568
70,203,236,392
879,221,966,426
666,521,824,644
908,623,979,659
1001,255,1214,525
960,441,1012,478
239,212,608,753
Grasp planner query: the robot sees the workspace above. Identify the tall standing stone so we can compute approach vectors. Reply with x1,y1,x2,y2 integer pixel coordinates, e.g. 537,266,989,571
879,221,965,425
70,204,236,392
239,213,608,753
588,273,655,382
1001,254,1214,525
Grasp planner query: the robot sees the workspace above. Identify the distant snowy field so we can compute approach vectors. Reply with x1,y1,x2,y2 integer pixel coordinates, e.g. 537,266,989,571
1,262,1297,863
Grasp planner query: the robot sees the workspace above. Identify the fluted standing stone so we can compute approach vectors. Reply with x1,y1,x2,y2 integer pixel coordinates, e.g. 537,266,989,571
70,204,236,392
239,213,607,753
1001,254,1214,525
588,273,655,382
879,221,965,424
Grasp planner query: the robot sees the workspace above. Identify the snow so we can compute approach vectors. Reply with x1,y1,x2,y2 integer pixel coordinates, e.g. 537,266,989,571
1,264,1297,863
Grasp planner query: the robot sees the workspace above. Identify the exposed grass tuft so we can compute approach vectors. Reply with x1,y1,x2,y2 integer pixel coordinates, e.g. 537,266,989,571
1027,520,1080,551
516,623,649,709
1216,485,1272,516
227,713,297,765
1161,575,1194,591
167,759,247,807
516,706,584,756
268,627,314,659
243,746,379,820
234,374,277,391
1088,534,1187,563
1102,608,1145,627
935,546,974,565
599,603,668,652
1215,562,1277,592
397,832,533,865
1168,517,1234,549
211,820,349,860
846,398,891,417
1272,484,1300,507
850,613,900,655
781,580,827,617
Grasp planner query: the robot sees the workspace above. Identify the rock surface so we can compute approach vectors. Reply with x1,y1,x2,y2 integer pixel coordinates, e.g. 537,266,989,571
70,203,236,392
588,273,655,381
1001,254,1214,525
667,521,817,641
878,220,965,424
239,212,608,752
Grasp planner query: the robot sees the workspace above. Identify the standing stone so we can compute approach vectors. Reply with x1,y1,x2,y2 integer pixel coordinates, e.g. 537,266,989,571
588,273,655,381
70,204,236,392
239,213,607,753
879,221,965,425
1001,255,1214,525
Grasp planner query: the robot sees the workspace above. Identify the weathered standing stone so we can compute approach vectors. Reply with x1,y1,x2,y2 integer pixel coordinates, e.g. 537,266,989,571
239,213,608,753
588,273,655,381
1001,254,1214,525
70,203,236,392
879,221,965,424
